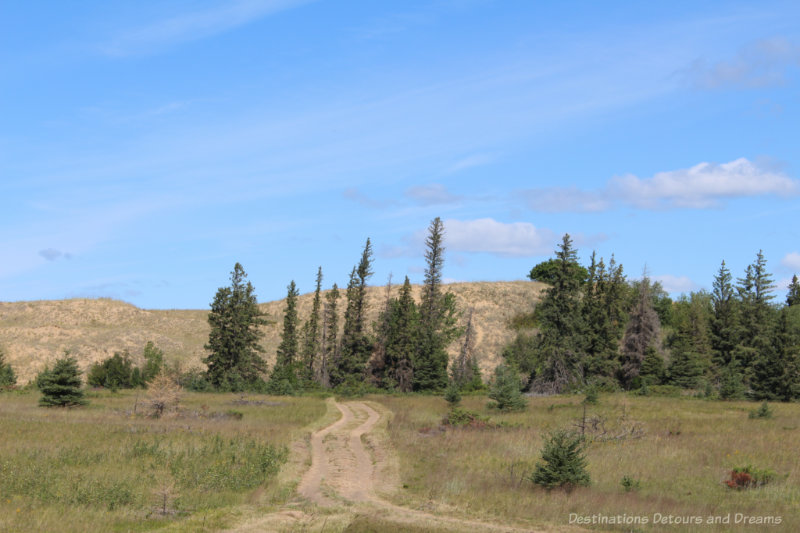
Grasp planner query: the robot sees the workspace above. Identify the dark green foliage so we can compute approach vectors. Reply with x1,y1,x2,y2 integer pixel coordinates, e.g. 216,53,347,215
749,308,800,401
501,333,537,387
488,364,526,411
39,354,87,407
582,253,628,379
269,280,300,394
374,276,418,392
141,341,164,383
88,351,136,389
583,385,599,405
320,283,340,388
0,348,16,388
528,258,588,285
639,347,665,385
333,239,375,386
444,381,461,406
450,308,484,391
204,263,268,391
735,251,777,372
301,267,324,385
620,274,661,389
718,360,746,400
528,234,586,393
443,407,490,427
415,218,461,391
621,475,641,492
530,429,590,491
787,274,800,307
711,261,741,369
748,401,773,419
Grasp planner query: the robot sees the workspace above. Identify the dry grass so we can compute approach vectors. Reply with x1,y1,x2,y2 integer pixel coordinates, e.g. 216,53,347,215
0,389,326,533
372,393,800,532
1,281,546,384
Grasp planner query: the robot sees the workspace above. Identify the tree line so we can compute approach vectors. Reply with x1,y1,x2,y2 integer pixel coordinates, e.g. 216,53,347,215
201,217,480,394
503,234,800,401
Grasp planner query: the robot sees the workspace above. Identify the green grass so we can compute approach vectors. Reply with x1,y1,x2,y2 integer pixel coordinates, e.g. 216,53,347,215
0,389,326,533
373,393,800,532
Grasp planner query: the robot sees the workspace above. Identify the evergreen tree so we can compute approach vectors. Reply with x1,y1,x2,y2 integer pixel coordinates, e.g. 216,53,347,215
718,359,746,400
530,429,590,491
39,353,87,407
735,251,777,376
269,280,300,392
204,263,268,391
333,240,375,386
528,234,586,393
639,346,665,385
451,308,483,390
320,283,340,388
373,276,419,391
488,364,526,411
667,293,712,388
710,261,740,369
141,341,164,383
620,272,661,389
787,274,800,307
370,275,395,387
0,348,17,388
414,218,460,391
750,308,799,401
87,351,135,389
582,253,627,379
301,267,324,385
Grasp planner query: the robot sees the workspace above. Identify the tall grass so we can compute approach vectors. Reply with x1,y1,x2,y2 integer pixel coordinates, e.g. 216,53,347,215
374,393,800,532
0,389,325,533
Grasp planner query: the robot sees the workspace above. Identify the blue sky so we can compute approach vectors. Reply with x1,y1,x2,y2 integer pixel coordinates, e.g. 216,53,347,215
2,0,799,309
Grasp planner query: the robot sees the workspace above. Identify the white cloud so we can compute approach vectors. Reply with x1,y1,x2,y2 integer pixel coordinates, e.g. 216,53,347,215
683,37,800,90
103,0,311,56
405,184,461,206
443,218,555,257
524,158,798,212
781,252,800,270
654,274,699,294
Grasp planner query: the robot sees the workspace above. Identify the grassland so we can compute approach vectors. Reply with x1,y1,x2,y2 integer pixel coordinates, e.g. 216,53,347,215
373,393,800,532
0,390,326,533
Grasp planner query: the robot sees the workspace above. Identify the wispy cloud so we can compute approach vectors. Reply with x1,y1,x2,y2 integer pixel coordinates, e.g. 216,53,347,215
682,37,800,90
782,252,800,271
524,158,798,212
443,218,555,257
102,0,311,56
39,248,71,261
404,184,461,206
654,274,699,294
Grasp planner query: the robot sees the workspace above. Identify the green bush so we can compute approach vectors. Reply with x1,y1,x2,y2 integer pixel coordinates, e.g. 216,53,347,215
530,429,590,491
749,401,773,419
38,354,87,407
620,475,641,492
0,348,16,388
444,381,462,406
487,364,526,412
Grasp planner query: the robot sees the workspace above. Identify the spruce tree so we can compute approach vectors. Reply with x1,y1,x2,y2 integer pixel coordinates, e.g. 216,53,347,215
0,348,17,388
620,272,661,389
750,308,799,401
320,283,340,388
528,234,586,393
269,280,300,393
39,353,87,407
787,274,800,307
735,251,777,377
414,218,460,391
204,263,268,391
710,261,740,369
530,429,590,491
639,346,665,385
582,253,627,379
488,364,526,411
300,267,324,385
334,240,375,386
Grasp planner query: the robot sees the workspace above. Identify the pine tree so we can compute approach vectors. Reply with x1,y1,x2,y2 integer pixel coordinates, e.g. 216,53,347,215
787,274,800,307
0,348,17,388
620,272,661,389
204,263,268,391
370,275,395,387
414,218,460,391
375,276,419,392
269,280,300,393
735,251,777,376
718,359,746,400
639,346,665,385
300,267,324,385
333,240,375,386
582,253,627,379
750,308,799,401
39,353,87,407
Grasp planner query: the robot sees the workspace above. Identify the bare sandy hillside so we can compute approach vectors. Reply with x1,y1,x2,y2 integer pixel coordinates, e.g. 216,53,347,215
0,281,545,384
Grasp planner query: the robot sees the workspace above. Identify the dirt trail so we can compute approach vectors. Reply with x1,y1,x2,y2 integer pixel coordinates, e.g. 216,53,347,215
293,399,546,532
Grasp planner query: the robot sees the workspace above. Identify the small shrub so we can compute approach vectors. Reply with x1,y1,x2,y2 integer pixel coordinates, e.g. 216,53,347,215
442,407,491,428
0,348,17,389
39,354,87,407
583,386,599,405
530,429,590,491
444,382,462,406
487,364,526,412
621,475,641,492
724,465,777,490
749,401,773,419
